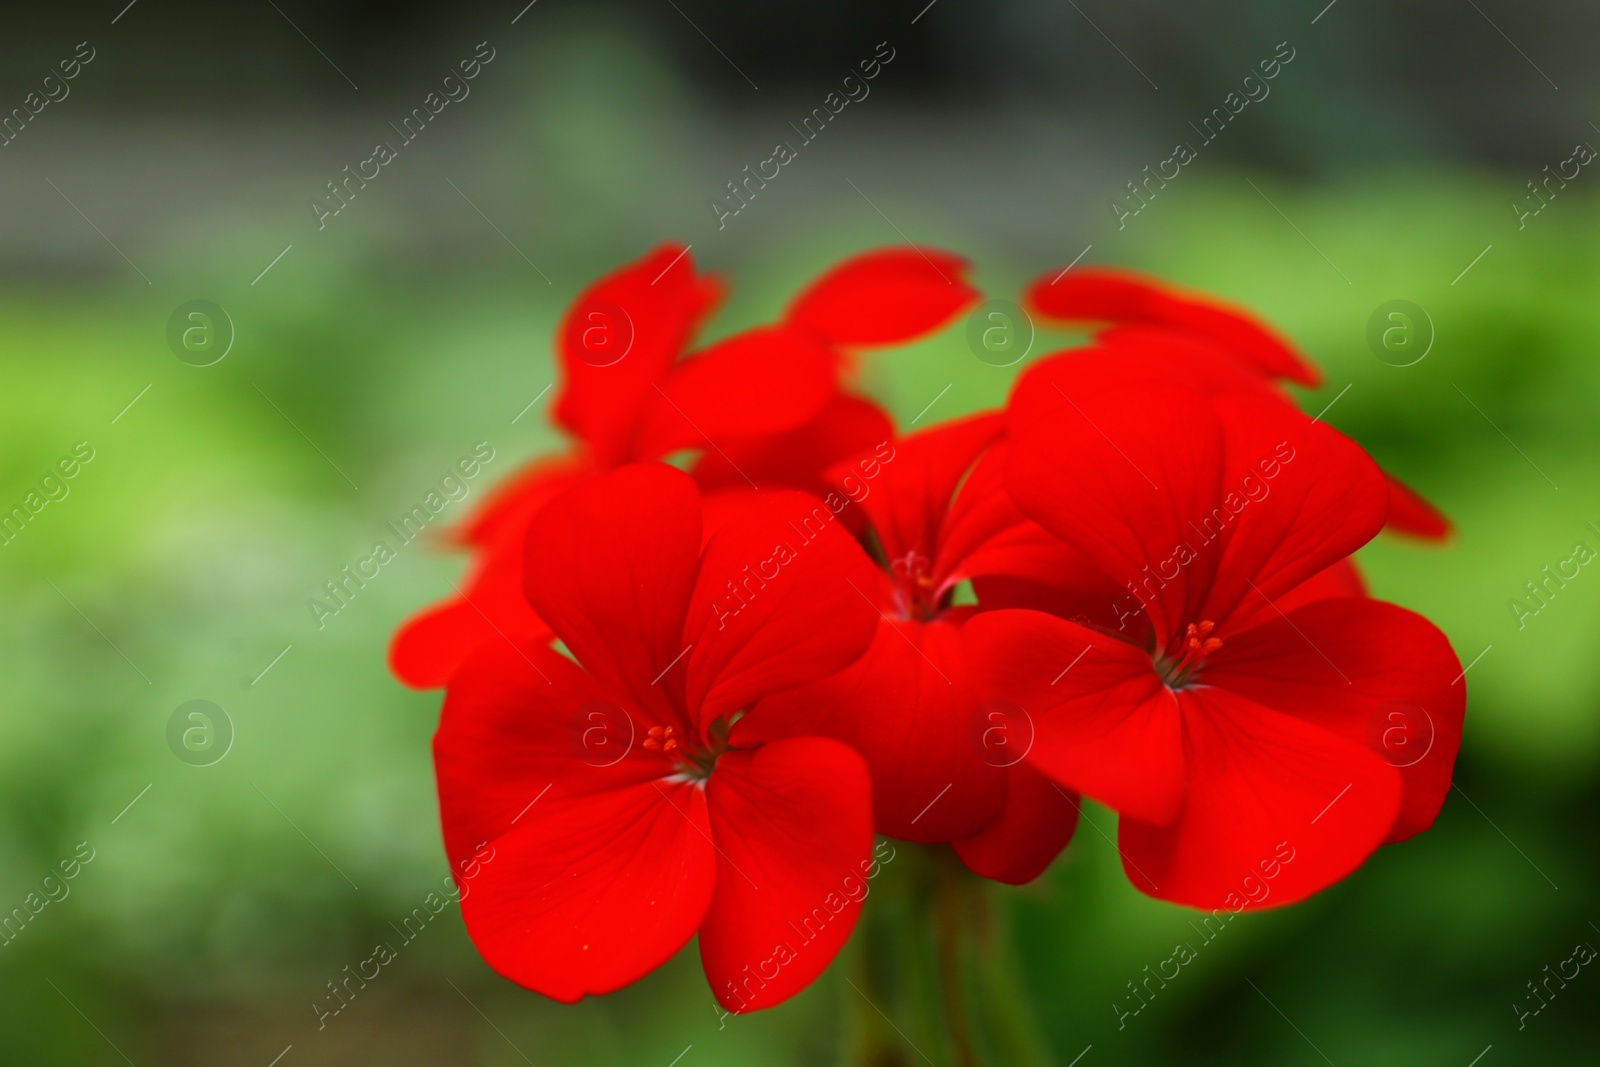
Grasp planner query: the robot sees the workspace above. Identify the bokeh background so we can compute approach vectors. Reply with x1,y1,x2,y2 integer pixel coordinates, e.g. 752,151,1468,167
2,0,1598,1063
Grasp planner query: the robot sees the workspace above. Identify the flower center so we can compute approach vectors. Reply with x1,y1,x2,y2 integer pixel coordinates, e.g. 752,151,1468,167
642,725,680,754
1153,621,1222,689
889,548,943,621
655,716,738,780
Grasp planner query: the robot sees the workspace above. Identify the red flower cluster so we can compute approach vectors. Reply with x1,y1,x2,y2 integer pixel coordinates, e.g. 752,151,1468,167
391,248,1465,1012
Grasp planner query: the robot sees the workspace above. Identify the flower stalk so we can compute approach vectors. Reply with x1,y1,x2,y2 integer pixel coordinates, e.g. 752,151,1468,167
846,844,1056,1067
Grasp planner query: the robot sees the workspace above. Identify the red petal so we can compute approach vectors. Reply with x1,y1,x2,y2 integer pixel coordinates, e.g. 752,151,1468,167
786,247,978,348
459,453,595,549
1278,557,1367,605
1005,389,1391,643
963,610,1184,825
1008,338,1440,548
554,244,723,467
390,599,477,690
692,393,895,515
936,442,1118,601
433,639,672,873
698,486,769,544
635,327,839,459
389,596,550,690
953,762,1080,885
1025,267,1321,386
1203,393,1388,625
1384,473,1454,542
1004,386,1228,645
523,464,701,725
1008,336,1279,436
830,412,1005,587
684,490,881,725
747,613,1007,842
700,738,874,1012
1100,325,1303,396
1229,558,1367,632
1204,596,1464,843
970,573,1149,641
389,457,587,689
1119,686,1401,909
460,779,715,1002
390,510,557,690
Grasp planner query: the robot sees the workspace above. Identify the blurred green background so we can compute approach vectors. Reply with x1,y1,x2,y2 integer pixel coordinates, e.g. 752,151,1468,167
2,2,1597,1064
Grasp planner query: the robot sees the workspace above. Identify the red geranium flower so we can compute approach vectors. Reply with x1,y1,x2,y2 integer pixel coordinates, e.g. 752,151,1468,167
391,245,976,688
1023,265,1453,541
966,385,1464,909
434,463,886,1010
749,413,1082,884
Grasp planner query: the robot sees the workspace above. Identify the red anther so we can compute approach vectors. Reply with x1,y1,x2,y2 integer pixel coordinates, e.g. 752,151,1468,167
1160,620,1224,687
642,724,678,752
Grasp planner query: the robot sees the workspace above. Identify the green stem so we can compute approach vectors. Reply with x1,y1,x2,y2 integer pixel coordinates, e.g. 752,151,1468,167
934,855,982,1067
845,843,938,1067
968,880,1056,1067
844,843,1057,1067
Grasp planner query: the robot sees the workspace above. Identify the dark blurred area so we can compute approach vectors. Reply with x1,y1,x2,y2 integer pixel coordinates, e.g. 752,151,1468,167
2,0,1590,149
1,0,1594,273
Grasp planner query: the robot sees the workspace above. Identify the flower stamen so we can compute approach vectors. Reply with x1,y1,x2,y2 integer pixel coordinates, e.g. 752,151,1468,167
1154,620,1223,688
642,725,679,753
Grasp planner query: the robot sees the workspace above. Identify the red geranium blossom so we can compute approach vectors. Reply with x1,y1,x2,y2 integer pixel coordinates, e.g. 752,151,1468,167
434,463,887,1010
966,385,1464,909
391,245,976,688
1024,265,1453,541
749,413,1082,884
